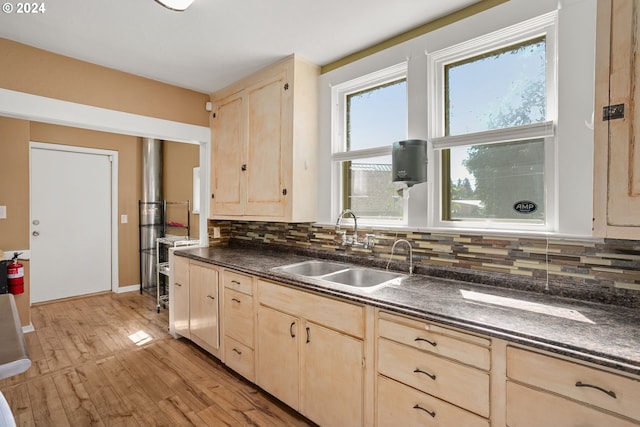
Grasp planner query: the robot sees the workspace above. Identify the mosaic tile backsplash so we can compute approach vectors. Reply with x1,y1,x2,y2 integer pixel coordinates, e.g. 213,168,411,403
208,220,640,308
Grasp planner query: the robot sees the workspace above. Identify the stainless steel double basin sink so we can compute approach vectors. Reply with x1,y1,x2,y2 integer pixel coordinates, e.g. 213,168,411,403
272,260,406,289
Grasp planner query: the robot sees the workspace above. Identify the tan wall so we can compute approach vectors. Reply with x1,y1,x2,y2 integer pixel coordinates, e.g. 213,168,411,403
163,142,200,239
0,39,210,327
0,117,31,324
0,38,210,126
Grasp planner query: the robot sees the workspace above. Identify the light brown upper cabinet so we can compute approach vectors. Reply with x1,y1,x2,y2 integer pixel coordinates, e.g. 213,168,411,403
593,0,640,237
209,55,319,222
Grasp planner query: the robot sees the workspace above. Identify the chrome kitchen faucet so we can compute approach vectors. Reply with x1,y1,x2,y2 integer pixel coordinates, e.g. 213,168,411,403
335,209,376,248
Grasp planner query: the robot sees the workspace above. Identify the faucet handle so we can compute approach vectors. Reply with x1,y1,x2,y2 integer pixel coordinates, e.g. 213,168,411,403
364,234,376,249
337,230,347,245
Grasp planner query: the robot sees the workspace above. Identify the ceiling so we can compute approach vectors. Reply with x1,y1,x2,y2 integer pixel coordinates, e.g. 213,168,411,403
0,0,480,94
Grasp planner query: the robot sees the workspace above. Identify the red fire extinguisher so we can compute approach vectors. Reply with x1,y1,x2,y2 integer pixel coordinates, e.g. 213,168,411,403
7,252,24,295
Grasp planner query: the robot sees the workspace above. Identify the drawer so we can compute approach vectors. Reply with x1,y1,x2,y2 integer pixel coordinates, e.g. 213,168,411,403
507,346,640,421
506,381,638,427
224,336,255,382
223,270,254,295
378,313,490,370
378,338,490,418
258,280,364,338
377,375,489,427
224,289,254,347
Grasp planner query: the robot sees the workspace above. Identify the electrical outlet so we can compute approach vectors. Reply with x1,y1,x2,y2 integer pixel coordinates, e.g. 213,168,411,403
0,206,6,219
121,214,128,224
213,226,221,238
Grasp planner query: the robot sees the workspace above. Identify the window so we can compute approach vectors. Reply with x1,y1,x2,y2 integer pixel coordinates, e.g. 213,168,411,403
430,12,557,231
332,63,408,223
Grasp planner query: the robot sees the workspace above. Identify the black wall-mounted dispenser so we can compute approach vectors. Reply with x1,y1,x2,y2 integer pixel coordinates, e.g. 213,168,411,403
392,139,428,187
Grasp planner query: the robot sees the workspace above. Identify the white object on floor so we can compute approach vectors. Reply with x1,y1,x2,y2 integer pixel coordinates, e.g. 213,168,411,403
0,391,16,427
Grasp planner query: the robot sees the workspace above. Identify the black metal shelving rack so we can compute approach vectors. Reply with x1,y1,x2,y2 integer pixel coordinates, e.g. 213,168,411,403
139,200,165,295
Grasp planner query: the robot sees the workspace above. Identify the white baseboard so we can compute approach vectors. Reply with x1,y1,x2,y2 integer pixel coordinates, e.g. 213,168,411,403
116,284,140,294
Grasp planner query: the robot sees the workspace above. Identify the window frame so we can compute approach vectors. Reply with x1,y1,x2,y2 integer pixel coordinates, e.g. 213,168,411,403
331,62,409,226
427,11,558,232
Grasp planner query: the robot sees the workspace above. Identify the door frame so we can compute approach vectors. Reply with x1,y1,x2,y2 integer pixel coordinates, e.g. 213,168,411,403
29,141,119,294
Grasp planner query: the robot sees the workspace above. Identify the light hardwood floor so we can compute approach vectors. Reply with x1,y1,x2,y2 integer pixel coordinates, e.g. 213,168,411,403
0,291,314,427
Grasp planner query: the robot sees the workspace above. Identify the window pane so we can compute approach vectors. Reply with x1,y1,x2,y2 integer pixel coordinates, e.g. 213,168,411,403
342,155,403,220
447,139,544,221
445,37,546,136
347,79,407,151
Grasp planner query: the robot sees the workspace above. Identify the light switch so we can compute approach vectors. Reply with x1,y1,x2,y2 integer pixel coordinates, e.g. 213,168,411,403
0,206,6,219
121,214,128,224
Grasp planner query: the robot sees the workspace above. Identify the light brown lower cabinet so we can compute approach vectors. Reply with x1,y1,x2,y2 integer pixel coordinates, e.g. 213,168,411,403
171,258,220,357
375,310,492,426
506,346,640,427
188,262,220,354
222,269,256,381
257,279,365,427
172,255,190,338
256,305,300,407
506,381,638,427
170,263,640,427
377,375,489,427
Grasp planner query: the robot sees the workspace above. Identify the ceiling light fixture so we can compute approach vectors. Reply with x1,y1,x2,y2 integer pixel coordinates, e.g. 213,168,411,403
155,0,194,11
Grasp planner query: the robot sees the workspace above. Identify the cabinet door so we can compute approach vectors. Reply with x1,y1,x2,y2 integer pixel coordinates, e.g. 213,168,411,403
244,75,287,217
189,263,219,350
607,0,640,225
256,305,299,409
594,0,640,231
172,256,190,338
301,321,364,427
211,92,244,216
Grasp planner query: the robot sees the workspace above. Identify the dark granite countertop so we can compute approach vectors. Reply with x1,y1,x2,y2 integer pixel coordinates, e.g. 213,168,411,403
176,245,640,376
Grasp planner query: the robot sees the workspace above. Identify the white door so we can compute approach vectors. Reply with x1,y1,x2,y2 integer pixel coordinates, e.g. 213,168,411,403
30,145,113,303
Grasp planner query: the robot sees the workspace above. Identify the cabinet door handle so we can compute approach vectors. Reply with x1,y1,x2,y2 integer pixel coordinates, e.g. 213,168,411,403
207,295,215,300
415,337,437,347
413,368,436,380
232,298,241,303
241,164,247,171
290,322,296,338
413,404,436,418
232,348,242,355
575,381,617,399
175,282,182,287
306,327,310,343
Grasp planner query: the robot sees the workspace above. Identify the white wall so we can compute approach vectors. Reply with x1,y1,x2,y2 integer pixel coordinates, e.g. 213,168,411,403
317,0,596,237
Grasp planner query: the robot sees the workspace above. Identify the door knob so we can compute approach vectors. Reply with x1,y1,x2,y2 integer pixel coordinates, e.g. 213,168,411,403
32,231,40,236
32,219,40,225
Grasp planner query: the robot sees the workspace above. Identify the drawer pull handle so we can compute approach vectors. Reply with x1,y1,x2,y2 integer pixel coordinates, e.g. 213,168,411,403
413,368,436,380
231,280,241,285
415,337,437,347
232,298,241,303
207,295,215,300
232,348,242,355
290,322,296,338
413,404,436,418
575,381,617,399
175,282,182,287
